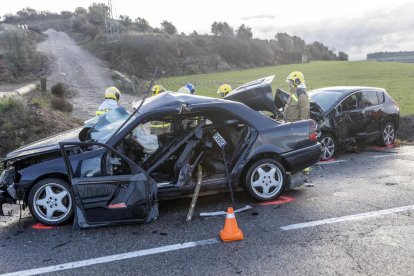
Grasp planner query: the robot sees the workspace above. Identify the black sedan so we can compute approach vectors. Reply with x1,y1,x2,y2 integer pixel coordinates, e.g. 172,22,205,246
0,78,321,228
274,86,400,160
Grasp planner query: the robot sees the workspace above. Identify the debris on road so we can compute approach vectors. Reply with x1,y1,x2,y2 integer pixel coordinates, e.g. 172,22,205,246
199,205,253,218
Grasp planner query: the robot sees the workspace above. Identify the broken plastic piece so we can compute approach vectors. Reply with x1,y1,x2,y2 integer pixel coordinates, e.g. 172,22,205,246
199,205,252,217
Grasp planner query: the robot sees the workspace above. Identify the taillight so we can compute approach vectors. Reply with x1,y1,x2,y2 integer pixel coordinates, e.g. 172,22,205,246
309,120,318,141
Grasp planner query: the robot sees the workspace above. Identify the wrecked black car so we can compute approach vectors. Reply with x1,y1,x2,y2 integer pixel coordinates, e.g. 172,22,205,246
1,78,321,228
273,86,400,160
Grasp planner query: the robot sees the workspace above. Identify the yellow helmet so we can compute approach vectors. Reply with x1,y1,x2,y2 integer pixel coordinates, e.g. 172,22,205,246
151,84,166,96
104,86,121,101
286,71,305,86
217,84,232,97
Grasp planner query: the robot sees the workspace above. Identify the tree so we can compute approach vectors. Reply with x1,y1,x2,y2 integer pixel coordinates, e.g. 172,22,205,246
190,30,198,36
236,24,253,39
75,7,87,15
87,3,108,25
135,17,151,32
16,7,38,18
161,20,177,35
211,21,234,36
119,15,132,26
60,11,73,19
338,51,349,61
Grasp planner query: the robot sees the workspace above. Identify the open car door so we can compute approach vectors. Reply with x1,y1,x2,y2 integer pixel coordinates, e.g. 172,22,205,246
60,142,158,229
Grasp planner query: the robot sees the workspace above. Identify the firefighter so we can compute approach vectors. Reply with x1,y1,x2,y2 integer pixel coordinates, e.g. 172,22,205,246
284,71,310,122
149,84,171,135
178,83,195,94
284,72,312,177
96,87,121,116
217,84,232,97
151,84,166,96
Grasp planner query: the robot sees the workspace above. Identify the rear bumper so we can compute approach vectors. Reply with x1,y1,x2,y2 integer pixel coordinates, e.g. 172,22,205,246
281,143,321,174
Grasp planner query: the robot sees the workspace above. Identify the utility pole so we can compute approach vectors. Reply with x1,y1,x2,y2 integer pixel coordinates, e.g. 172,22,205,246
105,0,120,42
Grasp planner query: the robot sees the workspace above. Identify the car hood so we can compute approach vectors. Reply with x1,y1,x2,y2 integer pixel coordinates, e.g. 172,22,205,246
5,127,82,161
225,75,277,114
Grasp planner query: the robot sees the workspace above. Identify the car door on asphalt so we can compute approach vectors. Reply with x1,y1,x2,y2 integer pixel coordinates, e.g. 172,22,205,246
61,144,157,229
361,90,381,140
334,92,366,142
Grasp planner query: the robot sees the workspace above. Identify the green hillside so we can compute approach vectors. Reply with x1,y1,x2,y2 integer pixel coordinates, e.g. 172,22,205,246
158,61,414,116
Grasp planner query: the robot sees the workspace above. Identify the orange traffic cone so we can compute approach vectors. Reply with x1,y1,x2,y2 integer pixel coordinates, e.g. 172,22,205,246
220,207,244,242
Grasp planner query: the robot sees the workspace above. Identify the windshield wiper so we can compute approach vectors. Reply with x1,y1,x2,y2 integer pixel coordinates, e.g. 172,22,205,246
109,67,159,140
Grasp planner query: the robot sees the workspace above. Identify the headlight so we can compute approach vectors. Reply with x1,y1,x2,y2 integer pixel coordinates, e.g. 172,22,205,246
0,170,6,185
0,168,15,186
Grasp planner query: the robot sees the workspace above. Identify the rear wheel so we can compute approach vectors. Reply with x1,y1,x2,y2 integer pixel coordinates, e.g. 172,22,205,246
379,122,395,146
245,158,286,201
320,134,336,160
28,178,74,226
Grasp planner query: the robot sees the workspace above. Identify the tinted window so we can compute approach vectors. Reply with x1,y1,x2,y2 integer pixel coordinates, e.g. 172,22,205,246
362,91,379,107
309,90,343,111
341,93,359,112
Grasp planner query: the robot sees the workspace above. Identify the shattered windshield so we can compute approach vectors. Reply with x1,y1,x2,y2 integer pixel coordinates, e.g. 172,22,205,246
309,89,344,112
84,107,139,143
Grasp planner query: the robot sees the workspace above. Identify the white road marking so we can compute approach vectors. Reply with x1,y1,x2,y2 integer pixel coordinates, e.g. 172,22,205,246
1,238,219,276
371,153,410,158
281,204,414,231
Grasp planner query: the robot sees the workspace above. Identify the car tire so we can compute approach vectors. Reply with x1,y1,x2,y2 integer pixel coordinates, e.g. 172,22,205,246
320,134,336,160
379,121,396,146
245,158,286,202
28,178,74,226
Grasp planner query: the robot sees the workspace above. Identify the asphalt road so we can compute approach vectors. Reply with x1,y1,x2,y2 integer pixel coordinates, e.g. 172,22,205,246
1,145,414,275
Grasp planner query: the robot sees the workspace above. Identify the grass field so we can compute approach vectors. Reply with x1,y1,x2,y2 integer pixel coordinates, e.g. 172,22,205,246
158,61,414,116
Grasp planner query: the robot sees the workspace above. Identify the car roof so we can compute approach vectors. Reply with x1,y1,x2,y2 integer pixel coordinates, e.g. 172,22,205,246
137,92,276,130
309,86,385,94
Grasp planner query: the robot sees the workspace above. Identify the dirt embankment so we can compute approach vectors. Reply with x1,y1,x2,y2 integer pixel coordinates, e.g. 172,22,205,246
37,29,137,121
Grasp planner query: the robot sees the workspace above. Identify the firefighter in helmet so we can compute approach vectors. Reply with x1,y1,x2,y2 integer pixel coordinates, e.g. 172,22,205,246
217,84,232,97
96,87,122,116
284,71,310,122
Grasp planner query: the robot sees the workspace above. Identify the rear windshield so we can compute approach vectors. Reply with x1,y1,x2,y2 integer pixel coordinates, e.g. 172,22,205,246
309,90,344,111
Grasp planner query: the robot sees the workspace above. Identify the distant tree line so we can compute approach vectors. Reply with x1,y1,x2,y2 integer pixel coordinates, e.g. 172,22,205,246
367,51,414,59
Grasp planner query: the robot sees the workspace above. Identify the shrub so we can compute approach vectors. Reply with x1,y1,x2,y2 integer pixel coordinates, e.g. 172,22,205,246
50,96,73,112
51,82,67,98
0,97,24,113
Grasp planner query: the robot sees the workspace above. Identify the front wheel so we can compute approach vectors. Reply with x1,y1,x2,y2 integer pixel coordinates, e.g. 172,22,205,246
28,178,74,226
245,159,286,201
320,134,336,160
379,122,395,146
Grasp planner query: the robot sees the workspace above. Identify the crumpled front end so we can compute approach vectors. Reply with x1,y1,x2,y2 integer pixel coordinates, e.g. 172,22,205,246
0,166,18,215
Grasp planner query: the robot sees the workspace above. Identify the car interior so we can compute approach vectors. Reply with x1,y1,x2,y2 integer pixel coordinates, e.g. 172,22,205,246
111,109,251,188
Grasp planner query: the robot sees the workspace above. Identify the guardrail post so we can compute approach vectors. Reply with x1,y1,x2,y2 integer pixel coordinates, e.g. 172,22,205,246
40,77,47,93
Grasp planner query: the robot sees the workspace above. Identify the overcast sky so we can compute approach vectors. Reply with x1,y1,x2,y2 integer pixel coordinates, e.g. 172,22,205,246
2,0,414,60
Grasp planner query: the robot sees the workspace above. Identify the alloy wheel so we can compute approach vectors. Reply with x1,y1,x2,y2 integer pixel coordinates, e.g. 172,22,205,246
250,163,283,199
33,183,73,223
383,124,395,145
320,136,335,160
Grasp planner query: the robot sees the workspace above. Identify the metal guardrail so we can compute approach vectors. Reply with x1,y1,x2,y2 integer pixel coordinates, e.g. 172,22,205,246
0,83,37,98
